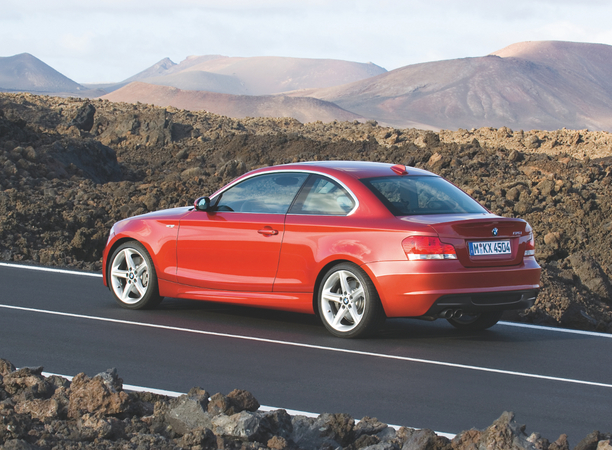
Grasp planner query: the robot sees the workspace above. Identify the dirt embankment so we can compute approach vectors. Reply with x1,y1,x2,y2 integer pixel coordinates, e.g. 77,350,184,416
0,92,611,332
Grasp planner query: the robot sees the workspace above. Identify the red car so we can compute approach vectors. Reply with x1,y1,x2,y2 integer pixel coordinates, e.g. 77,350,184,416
102,161,540,338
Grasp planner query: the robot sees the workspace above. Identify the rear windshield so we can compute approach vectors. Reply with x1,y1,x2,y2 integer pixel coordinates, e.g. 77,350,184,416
362,176,487,216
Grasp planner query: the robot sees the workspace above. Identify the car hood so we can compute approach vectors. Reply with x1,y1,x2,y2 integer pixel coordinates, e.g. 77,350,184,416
124,206,193,222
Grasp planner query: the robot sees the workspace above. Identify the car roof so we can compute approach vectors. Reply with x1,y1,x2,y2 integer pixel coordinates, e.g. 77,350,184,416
274,160,435,179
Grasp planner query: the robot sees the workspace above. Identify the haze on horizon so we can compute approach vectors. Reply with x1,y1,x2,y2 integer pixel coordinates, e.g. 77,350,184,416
3,0,612,83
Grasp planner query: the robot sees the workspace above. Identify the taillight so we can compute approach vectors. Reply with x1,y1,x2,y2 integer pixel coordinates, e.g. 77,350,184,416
402,236,457,260
524,223,535,257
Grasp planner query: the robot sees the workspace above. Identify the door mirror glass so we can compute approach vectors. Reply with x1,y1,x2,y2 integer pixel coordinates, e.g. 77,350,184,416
194,196,211,211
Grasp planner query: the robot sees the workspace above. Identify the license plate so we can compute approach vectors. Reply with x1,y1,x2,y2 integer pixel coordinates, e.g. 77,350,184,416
469,240,511,256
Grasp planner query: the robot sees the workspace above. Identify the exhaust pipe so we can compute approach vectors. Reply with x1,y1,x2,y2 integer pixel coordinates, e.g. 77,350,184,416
438,309,454,319
438,309,463,319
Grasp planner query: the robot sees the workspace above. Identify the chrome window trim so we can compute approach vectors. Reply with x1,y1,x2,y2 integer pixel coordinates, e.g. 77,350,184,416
209,169,360,216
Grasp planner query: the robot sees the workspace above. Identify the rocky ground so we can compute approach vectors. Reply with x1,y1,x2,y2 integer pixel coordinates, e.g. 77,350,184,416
1,359,611,450
0,92,611,332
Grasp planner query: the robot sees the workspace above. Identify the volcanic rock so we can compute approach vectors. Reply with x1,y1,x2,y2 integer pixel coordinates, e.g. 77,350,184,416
569,252,612,300
67,371,130,419
0,360,611,449
166,388,212,435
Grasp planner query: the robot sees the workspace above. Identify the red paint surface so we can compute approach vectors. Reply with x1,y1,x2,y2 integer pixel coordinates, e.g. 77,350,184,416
103,161,541,317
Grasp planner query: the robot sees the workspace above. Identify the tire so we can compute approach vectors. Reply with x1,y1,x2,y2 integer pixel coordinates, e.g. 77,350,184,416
108,241,163,310
447,310,503,331
317,263,385,338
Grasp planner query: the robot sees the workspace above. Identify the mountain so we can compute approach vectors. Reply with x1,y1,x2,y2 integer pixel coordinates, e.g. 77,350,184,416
296,41,612,131
122,57,177,82
0,53,85,94
136,71,249,95
125,55,387,95
491,40,612,81
6,42,612,131
101,82,363,123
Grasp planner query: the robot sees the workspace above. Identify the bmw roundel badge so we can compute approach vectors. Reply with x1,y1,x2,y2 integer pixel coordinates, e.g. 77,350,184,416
492,227,499,236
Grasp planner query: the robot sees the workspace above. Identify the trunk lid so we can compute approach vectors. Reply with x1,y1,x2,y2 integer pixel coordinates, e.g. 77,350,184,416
399,214,531,268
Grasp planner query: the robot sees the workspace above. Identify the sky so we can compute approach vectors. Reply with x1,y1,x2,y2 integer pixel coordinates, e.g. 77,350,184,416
3,0,612,84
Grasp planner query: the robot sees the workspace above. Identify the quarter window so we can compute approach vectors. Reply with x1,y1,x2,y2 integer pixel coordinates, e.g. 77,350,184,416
290,175,355,215
214,173,308,214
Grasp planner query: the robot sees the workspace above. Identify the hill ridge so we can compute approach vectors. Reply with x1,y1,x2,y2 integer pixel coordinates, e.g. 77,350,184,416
0,53,84,94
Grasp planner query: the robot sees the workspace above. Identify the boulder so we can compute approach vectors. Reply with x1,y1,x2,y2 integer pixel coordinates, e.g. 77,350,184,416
569,252,612,300
0,359,16,377
212,410,267,442
165,388,212,436
548,434,570,450
598,440,612,450
211,408,292,444
2,366,54,400
227,388,260,413
208,389,260,416
177,428,217,449
398,428,450,450
76,413,126,441
452,411,553,450
14,397,62,420
70,103,96,132
574,431,612,450
291,413,355,449
67,371,130,419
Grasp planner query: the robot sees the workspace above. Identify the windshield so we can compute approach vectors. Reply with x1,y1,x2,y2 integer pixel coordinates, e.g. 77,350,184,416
362,175,487,216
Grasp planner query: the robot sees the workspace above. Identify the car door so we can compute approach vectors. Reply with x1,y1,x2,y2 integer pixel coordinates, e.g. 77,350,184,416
274,175,362,293
176,172,308,292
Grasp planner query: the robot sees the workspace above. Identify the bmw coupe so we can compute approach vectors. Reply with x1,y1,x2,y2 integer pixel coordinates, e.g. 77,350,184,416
103,161,540,338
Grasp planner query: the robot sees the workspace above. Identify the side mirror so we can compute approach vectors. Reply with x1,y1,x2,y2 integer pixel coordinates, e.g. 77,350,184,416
194,196,211,211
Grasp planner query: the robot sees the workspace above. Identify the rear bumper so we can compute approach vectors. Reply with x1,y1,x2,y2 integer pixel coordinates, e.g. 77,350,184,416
422,289,538,318
363,257,541,318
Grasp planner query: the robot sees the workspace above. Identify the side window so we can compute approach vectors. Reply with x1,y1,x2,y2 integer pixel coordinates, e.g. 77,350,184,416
289,175,355,215
214,173,308,214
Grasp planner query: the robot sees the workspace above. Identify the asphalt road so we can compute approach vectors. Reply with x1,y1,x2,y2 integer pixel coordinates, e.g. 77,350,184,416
1,262,611,443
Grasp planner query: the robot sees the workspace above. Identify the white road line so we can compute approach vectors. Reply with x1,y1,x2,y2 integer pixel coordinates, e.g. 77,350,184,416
0,262,102,278
3,304,612,390
1,261,611,340
498,321,612,338
39,370,455,438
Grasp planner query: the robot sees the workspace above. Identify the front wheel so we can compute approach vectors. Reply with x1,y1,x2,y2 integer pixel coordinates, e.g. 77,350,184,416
317,263,385,338
109,241,163,310
447,310,503,331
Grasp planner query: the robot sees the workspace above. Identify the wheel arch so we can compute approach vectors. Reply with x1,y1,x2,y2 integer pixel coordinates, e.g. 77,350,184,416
104,237,157,287
105,238,164,309
311,258,386,318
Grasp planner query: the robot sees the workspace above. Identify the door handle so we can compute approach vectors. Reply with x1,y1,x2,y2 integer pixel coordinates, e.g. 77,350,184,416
258,227,279,236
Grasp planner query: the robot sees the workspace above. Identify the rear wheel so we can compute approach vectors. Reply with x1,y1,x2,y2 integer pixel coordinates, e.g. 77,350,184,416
109,241,163,310
447,310,503,331
317,263,385,338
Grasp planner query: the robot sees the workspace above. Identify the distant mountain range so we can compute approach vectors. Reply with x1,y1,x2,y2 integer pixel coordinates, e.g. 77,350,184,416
296,41,612,131
102,82,363,124
0,53,86,94
120,55,387,95
2,41,612,131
